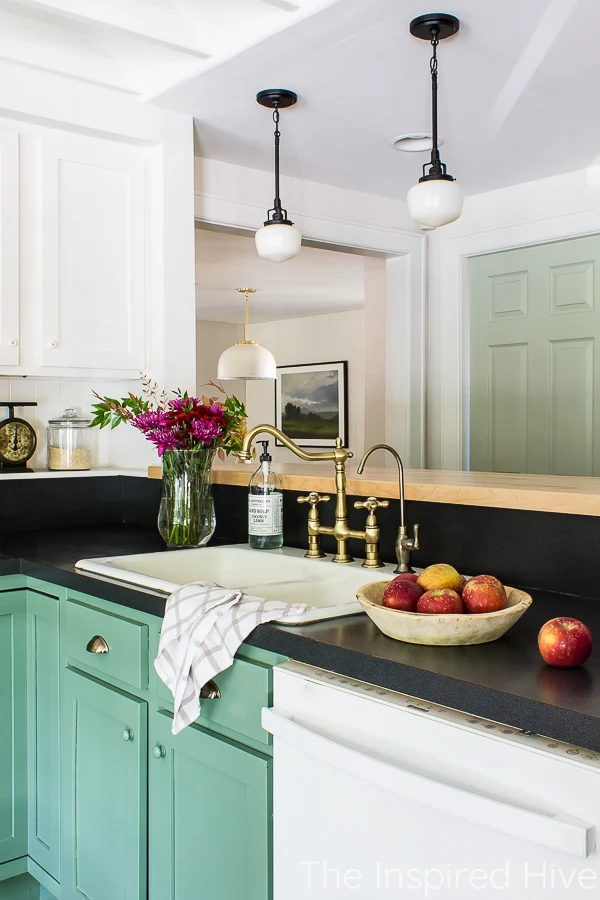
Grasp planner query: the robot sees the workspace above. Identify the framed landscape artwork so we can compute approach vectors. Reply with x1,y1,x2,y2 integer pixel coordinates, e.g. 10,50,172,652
275,361,348,448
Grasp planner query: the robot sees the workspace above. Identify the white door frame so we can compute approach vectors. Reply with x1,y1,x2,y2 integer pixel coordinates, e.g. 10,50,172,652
437,207,600,470
194,191,427,467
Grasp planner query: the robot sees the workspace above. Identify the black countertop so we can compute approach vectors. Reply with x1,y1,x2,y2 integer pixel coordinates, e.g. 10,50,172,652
1,525,599,753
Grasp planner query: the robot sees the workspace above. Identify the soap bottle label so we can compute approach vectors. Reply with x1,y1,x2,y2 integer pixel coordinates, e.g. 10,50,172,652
249,494,283,536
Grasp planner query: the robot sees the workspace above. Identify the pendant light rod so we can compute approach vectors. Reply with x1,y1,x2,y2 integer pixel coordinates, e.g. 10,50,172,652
409,13,459,182
256,88,298,225
430,27,440,173
273,107,282,217
238,287,256,343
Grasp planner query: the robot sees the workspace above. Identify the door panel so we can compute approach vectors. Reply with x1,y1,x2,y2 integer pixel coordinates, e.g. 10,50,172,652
149,711,271,900
470,235,600,474
0,132,20,368
0,590,27,864
39,133,146,371
61,669,147,900
27,589,60,881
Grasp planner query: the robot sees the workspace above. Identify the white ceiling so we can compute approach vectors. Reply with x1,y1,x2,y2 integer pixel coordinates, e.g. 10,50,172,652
0,0,339,98
155,0,600,197
195,227,366,323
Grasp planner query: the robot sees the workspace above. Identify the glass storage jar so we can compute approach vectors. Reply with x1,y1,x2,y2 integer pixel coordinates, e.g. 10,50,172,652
47,409,92,471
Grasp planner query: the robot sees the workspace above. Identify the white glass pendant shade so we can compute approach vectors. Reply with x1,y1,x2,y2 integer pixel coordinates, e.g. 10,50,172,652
407,177,463,228
255,223,302,262
217,341,276,380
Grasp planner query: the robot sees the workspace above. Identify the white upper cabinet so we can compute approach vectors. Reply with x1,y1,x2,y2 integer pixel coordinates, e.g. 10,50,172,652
0,132,20,367
38,133,146,372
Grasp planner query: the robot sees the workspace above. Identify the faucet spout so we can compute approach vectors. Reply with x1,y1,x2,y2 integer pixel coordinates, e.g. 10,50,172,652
238,424,352,464
357,443,419,574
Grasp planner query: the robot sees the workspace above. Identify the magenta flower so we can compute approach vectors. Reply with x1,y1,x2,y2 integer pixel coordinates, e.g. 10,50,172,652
132,410,168,433
148,428,181,456
190,418,223,445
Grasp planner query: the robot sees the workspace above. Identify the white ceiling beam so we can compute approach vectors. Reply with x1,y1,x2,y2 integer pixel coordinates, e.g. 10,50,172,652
260,0,300,11
7,0,213,59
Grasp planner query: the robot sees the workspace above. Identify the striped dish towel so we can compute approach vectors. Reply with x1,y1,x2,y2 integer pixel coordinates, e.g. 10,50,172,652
155,581,307,734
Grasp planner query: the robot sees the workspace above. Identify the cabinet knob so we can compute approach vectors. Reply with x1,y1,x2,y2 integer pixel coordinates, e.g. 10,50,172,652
86,635,109,654
8,339,17,347
122,728,134,742
153,744,166,759
49,341,58,348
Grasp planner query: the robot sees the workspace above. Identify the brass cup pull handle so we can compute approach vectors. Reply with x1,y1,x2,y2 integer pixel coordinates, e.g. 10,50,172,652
354,497,390,512
200,679,221,700
297,492,331,506
86,635,109,654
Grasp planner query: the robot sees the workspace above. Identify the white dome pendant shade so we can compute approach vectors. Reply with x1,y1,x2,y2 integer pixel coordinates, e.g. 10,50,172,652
407,176,463,228
255,88,301,263
255,221,302,263
407,13,463,229
217,288,276,381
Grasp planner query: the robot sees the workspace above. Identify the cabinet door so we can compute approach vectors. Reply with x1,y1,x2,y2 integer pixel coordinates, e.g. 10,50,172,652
27,589,60,881
149,711,271,900
61,669,147,900
39,132,146,372
0,132,20,368
0,590,27,864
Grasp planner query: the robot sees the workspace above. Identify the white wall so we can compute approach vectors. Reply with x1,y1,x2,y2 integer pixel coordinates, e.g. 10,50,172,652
244,309,369,463
196,320,246,405
0,376,158,471
426,165,600,469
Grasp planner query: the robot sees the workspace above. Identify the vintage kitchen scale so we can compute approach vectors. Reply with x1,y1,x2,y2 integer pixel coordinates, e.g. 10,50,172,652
0,402,38,471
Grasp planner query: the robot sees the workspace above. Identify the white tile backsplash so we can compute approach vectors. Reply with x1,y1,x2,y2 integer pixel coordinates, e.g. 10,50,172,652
0,378,150,471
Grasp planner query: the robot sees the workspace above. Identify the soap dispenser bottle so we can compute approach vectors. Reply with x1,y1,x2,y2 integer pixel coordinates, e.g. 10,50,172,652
248,440,284,550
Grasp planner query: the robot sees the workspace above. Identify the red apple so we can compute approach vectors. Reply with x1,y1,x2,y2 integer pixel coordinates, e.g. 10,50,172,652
394,572,419,584
417,589,464,615
462,575,507,614
382,578,423,612
538,618,593,667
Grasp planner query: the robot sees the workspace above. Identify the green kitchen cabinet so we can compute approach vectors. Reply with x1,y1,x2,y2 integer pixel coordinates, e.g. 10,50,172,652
149,709,271,900
0,588,27,866
27,589,61,883
61,668,148,900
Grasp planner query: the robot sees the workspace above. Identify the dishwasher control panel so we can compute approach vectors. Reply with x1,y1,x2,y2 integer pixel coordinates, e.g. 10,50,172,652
278,661,600,770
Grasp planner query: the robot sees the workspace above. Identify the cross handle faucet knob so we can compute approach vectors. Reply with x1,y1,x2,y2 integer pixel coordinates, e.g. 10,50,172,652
354,497,389,512
297,492,331,507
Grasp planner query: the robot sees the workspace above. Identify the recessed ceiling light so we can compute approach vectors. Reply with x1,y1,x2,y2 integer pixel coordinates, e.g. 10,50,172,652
391,132,444,153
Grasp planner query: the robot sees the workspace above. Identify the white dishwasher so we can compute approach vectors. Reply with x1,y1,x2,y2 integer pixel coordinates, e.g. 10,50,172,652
263,662,599,899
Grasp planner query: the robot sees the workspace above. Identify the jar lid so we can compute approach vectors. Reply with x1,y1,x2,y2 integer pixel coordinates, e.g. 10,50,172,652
48,408,93,427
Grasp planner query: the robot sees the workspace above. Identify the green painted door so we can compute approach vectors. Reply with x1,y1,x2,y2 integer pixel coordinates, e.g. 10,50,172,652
470,235,600,474
0,590,27,864
149,710,271,900
27,590,60,881
61,669,147,900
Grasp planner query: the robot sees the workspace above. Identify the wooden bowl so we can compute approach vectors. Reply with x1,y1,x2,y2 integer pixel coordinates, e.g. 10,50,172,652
356,581,532,646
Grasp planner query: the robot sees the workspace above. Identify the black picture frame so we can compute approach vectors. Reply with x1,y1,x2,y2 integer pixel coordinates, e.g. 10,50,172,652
274,360,349,448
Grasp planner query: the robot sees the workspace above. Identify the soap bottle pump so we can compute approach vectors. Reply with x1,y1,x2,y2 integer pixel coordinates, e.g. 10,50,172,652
248,440,284,550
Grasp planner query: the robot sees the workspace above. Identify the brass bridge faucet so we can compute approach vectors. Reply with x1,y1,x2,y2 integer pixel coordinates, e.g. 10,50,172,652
357,443,420,573
238,425,386,567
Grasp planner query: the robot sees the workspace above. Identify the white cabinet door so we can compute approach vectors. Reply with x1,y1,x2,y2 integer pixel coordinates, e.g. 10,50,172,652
0,132,20,367
39,134,146,371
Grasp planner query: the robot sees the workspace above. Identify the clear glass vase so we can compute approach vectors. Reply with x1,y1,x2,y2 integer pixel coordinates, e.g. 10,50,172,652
158,448,216,549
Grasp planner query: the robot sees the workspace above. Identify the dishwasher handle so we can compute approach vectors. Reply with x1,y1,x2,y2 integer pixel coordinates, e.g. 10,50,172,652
262,707,595,860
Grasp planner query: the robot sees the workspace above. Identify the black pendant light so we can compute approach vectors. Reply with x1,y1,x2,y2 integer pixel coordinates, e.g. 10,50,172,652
407,13,463,228
255,88,302,262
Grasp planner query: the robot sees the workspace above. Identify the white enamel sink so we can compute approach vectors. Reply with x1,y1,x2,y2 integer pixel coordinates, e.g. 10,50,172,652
76,544,396,624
